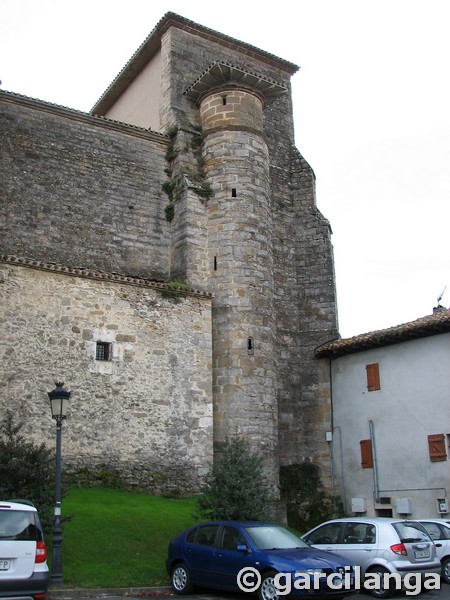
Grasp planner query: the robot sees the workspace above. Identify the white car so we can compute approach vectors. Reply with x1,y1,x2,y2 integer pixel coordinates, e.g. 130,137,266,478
418,519,450,584
0,500,49,600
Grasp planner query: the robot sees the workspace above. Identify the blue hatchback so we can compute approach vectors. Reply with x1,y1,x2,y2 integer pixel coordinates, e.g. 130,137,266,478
166,521,357,599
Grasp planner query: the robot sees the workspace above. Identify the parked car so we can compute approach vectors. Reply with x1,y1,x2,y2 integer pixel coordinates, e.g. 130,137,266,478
418,519,450,584
302,517,441,598
166,521,357,599
0,500,49,600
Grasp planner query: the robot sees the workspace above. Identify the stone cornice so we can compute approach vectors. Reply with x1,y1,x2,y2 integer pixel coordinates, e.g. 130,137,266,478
184,61,288,107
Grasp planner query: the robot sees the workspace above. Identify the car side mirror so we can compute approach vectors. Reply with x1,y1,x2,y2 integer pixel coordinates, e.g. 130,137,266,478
435,542,443,548
237,544,248,552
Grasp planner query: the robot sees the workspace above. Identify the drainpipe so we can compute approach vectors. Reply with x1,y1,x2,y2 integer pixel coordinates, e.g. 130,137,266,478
369,420,380,503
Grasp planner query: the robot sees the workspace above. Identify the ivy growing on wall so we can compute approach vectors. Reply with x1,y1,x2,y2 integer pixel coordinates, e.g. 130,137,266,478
186,124,213,202
280,462,343,532
162,124,212,223
162,125,179,222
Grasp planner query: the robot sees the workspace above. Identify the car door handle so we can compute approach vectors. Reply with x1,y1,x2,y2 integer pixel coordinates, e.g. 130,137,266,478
216,553,223,558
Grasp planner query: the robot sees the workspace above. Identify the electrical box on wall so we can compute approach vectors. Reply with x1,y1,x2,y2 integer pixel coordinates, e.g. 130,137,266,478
437,499,449,514
351,497,367,513
396,498,413,515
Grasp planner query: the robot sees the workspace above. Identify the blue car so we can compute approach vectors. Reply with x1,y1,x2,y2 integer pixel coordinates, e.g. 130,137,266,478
166,521,357,599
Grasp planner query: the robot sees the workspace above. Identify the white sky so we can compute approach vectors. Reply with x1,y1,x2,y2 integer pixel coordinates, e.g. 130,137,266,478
2,0,449,338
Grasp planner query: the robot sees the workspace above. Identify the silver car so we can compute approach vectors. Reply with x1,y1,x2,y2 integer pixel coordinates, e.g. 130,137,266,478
302,517,440,598
418,519,450,584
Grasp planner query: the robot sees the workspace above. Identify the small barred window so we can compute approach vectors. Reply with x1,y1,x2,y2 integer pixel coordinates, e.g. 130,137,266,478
96,341,111,361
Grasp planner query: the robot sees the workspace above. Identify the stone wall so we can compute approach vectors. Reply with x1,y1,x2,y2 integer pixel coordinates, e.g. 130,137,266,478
0,13,339,499
0,259,213,496
0,94,170,280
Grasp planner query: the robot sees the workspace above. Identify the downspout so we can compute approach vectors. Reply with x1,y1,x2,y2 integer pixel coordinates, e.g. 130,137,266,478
369,420,380,503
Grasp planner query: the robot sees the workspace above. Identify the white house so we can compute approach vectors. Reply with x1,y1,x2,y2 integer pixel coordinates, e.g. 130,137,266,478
315,306,450,519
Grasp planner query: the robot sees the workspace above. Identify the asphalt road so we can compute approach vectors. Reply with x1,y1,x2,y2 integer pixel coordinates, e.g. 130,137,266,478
52,585,449,600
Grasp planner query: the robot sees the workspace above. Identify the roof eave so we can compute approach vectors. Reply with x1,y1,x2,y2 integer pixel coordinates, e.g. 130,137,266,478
315,311,450,359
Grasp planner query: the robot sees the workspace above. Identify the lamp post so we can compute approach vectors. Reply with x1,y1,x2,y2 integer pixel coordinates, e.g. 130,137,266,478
47,381,71,586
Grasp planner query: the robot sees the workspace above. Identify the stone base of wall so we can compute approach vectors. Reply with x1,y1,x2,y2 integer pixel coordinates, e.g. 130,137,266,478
62,459,203,498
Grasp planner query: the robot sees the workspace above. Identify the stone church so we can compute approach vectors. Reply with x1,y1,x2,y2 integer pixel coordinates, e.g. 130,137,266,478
0,13,338,504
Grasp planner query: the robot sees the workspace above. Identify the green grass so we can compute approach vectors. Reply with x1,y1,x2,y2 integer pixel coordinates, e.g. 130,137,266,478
50,488,199,589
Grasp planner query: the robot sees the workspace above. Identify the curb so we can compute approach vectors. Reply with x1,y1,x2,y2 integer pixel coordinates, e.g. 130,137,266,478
47,587,173,599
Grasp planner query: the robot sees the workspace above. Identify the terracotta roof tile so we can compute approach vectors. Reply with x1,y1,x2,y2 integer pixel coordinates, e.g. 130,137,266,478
0,254,212,299
315,307,450,358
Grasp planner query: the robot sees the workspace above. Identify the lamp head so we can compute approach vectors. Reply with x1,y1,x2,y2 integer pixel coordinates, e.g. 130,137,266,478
48,382,71,420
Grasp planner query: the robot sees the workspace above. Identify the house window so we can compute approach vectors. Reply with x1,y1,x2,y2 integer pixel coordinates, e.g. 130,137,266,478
96,341,111,361
428,434,447,462
366,363,380,391
360,439,373,468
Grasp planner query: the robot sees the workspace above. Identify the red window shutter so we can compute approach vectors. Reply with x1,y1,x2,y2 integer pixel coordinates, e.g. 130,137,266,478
360,439,373,468
366,363,380,391
428,434,446,462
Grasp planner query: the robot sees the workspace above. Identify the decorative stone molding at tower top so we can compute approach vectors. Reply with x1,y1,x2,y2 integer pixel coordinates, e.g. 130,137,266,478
184,61,288,133
184,61,288,107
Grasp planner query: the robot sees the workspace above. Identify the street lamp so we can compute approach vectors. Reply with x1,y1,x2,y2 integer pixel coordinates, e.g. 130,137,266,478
47,381,71,586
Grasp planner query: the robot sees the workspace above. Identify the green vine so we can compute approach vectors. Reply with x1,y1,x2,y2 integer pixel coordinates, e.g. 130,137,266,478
186,124,213,202
162,123,212,222
280,462,343,531
162,126,179,222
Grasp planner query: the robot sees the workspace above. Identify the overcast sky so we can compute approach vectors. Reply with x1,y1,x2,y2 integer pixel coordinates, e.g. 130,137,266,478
2,0,449,338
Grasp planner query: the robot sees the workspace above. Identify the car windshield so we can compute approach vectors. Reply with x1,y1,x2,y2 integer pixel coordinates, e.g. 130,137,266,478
245,525,308,549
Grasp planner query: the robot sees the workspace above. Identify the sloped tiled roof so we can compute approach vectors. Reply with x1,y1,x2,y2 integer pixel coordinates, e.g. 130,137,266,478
0,254,212,299
315,307,450,358
91,12,299,115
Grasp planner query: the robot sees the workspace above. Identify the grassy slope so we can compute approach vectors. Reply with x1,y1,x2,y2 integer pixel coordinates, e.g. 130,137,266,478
57,488,198,588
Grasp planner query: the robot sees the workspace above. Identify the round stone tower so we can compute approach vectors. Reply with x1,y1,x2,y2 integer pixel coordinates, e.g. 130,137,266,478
185,63,287,499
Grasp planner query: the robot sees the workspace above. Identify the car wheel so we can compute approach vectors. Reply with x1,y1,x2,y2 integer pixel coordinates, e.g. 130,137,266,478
258,571,279,600
367,567,394,599
442,557,450,584
171,562,194,594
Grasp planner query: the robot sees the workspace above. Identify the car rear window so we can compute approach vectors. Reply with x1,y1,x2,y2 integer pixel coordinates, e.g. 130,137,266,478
0,510,39,541
393,521,431,543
